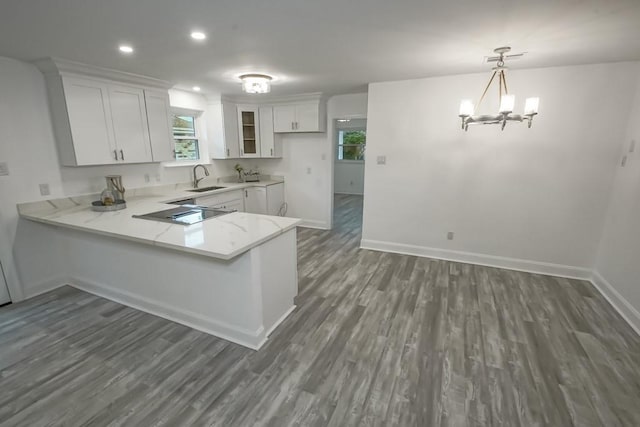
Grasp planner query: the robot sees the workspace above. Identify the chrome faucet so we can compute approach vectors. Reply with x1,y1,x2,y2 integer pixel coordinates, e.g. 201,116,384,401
192,164,210,188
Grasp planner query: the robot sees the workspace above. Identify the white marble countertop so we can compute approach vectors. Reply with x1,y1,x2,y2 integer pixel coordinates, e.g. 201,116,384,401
18,179,301,261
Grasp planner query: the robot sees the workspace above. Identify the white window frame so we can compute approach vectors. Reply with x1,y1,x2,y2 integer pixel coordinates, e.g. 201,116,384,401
164,107,210,167
336,127,366,163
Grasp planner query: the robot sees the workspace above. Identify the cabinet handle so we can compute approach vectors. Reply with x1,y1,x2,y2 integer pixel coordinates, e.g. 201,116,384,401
113,150,118,161
270,148,273,156
291,122,294,130
120,149,124,161
295,122,298,130
245,190,248,197
227,148,230,157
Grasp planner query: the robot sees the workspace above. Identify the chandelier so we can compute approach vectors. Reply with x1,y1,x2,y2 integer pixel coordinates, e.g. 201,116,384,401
458,47,539,131
239,74,272,94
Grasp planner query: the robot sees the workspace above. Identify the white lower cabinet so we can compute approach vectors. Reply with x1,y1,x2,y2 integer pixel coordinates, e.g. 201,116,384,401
195,190,245,212
244,183,285,215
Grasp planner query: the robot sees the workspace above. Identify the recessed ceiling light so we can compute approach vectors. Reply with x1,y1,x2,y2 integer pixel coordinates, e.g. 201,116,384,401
119,45,134,54
190,31,206,41
192,86,201,92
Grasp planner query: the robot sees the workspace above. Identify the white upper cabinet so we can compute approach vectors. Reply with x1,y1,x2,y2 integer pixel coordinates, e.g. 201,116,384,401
61,77,117,165
144,90,174,162
273,100,325,133
273,105,296,132
237,105,261,158
36,58,174,166
259,106,282,158
108,85,152,163
209,101,240,159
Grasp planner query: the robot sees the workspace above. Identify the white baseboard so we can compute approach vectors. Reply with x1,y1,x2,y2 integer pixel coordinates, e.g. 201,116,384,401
69,277,266,350
334,191,364,196
298,219,329,230
22,277,67,300
265,305,296,337
360,239,591,280
590,271,640,336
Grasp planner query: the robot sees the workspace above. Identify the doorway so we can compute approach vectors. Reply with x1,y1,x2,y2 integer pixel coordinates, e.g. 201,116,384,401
332,118,366,234
0,260,10,305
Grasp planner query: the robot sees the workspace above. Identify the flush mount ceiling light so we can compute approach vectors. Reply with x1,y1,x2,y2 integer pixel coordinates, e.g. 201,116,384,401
459,47,539,131
118,45,134,54
192,86,201,92
190,31,206,41
239,74,272,94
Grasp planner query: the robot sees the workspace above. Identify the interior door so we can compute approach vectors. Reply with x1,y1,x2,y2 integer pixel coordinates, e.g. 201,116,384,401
109,85,152,163
0,261,11,305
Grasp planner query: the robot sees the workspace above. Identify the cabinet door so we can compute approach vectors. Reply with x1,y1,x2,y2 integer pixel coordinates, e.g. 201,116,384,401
144,90,174,162
244,187,267,214
259,106,277,158
266,183,285,216
62,77,117,165
212,198,245,212
295,103,320,132
210,102,240,159
109,85,152,163
273,105,296,133
237,105,261,158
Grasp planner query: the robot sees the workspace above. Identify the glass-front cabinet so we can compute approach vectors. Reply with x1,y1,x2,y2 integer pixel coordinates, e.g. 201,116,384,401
237,105,261,158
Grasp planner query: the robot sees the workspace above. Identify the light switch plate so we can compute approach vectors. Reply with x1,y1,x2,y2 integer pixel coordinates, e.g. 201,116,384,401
447,231,455,240
0,162,8,176
376,156,386,165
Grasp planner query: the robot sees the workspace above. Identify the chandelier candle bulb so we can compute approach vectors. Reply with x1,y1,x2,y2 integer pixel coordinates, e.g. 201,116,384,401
524,97,539,115
499,94,515,114
459,100,474,117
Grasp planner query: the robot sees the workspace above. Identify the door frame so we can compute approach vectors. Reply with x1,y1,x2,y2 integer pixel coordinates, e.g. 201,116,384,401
328,114,367,230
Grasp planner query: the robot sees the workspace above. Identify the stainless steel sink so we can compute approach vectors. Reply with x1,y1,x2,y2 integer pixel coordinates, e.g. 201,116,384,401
188,186,226,193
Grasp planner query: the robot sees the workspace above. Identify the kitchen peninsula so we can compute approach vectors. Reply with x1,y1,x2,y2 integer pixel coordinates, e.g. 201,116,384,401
15,181,301,350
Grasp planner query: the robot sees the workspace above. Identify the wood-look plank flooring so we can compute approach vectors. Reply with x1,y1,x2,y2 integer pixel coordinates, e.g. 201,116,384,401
1,193,640,426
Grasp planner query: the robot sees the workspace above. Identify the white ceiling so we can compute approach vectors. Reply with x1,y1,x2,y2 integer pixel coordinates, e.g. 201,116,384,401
1,0,640,97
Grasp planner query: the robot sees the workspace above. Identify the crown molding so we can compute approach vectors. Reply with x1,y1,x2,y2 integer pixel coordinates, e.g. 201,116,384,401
33,57,172,90
220,92,325,105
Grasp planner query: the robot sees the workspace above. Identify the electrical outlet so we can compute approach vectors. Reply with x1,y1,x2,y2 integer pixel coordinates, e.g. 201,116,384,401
39,183,50,196
321,153,326,160
447,231,455,240
144,174,150,183
307,167,312,174
376,156,386,165
0,162,8,176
